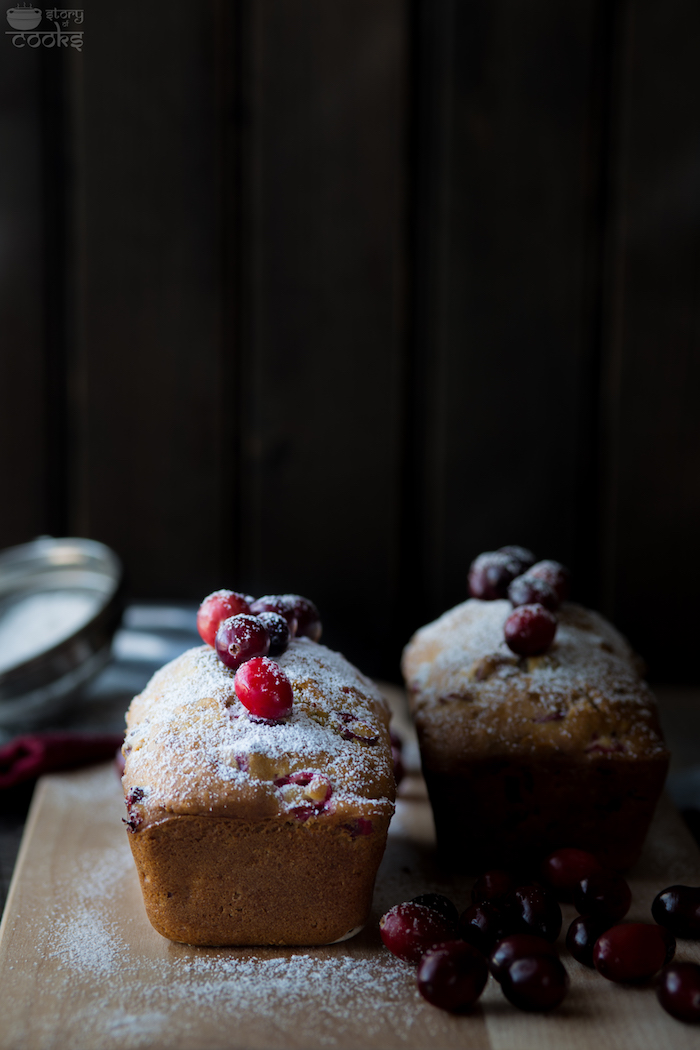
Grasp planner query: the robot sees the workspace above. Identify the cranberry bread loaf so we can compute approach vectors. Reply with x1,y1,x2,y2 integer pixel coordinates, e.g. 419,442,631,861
402,599,669,872
122,639,395,946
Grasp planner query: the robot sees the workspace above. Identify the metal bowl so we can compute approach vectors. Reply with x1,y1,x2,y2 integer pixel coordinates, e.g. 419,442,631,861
0,537,124,728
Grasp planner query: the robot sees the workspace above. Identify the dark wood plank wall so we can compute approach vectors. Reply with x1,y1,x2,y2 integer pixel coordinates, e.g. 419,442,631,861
0,0,698,681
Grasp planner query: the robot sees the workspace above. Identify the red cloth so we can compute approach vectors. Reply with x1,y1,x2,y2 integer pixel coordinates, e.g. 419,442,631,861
0,732,125,789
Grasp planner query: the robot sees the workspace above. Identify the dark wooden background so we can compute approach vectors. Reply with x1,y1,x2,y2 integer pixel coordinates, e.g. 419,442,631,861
1,0,699,682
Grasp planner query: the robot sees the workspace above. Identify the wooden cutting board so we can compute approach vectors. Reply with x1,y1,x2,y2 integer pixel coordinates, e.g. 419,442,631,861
1,761,699,1050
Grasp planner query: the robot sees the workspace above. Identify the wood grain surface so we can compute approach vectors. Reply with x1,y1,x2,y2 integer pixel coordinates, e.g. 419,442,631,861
1,756,699,1050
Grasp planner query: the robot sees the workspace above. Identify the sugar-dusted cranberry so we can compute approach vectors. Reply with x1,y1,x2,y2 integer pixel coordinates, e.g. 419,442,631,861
215,614,270,670
541,848,603,900
197,589,253,646
528,560,570,602
505,883,562,943
250,595,298,635
489,935,559,983
594,923,671,983
286,594,322,641
379,902,458,964
468,551,521,600
498,546,536,574
256,611,290,656
656,963,700,1023
411,894,459,927
472,869,518,904
233,656,293,721
500,955,569,1012
507,575,559,612
458,901,513,955
417,941,488,1012
504,604,557,656
652,885,700,939
573,871,631,923
566,914,612,967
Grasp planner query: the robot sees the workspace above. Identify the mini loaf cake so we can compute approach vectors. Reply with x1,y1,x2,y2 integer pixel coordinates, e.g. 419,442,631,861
402,599,669,872
123,639,395,946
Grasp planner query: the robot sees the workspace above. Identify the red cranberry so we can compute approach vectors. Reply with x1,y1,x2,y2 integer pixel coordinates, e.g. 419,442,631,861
468,551,521,600
652,885,700,939
528,560,570,602
489,935,559,983
541,848,603,900
233,656,293,721
392,745,405,786
500,955,569,1012
507,574,560,612
504,604,557,656
458,901,513,955
657,963,700,1023
505,883,562,943
594,923,670,983
411,894,459,926
498,545,536,573
417,941,488,1012
215,614,270,670
286,594,322,641
256,611,290,656
197,589,253,646
379,902,457,964
472,869,518,904
566,914,612,967
574,871,631,922
250,595,299,634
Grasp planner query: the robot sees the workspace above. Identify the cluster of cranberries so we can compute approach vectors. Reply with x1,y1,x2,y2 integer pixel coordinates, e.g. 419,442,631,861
468,545,571,656
380,847,700,1021
196,589,321,722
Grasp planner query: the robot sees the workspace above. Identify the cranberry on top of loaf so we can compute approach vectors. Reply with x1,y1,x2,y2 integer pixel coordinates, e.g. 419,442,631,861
402,599,668,765
123,638,395,830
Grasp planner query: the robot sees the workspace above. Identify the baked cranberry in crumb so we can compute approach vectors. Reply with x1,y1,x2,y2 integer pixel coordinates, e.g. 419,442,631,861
234,656,294,721
468,551,521,600
250,595,298,635
657,963,700,1023
507,574,560,612
197,589,253,646
215,614,270,670
411,894,460,926
504,604,557,656
573,871,631,923
500,955,569,1012
489,935,559,983
652,885,700,939
498,545,536,574
417,941,488,1012
541,848,603,899
593,923,672,983
256,611,290,656
379,902,458,964
528,560,570,603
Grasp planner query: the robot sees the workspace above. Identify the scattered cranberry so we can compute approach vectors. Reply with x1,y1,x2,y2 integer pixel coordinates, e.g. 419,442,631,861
528,560,570,602
574,871,631,923
652,885,700,939
498,545,536,573
541,848,603,900
566,914,612,967
411,894,459,927
215,614,270,670
472,869,517,905
489,935,559,983
468,551,521,600
500,955,569,1012
656,963,700,1023
507,575,559,612
233,656,294,721
458,901,513,956
287,594,323,641
594,923,671,983
197,589,253,646
256,611,290,656
505,883,562,943
504,604,557,656
250,595,299,634
379,902,457,965
417,941,488,1012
